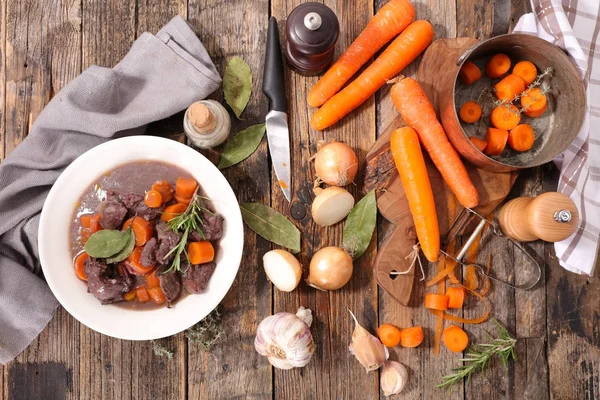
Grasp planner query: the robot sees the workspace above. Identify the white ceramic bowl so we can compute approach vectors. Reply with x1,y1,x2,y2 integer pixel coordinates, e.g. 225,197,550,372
39,136,244,340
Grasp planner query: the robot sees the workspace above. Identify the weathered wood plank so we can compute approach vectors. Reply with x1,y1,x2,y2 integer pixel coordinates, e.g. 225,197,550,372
456,0,494,38
186,1,273,398
4,1,82,399
7,363,68,400
514,337,549,399
544,165,600,400
136,0,187,34
269,0,379,398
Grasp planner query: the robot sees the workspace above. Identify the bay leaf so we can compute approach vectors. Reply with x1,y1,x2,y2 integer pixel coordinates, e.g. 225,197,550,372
105,228,135,263
218,124,266,169
84,229,131,258
240,203,301,254
342,190,377,260
223,56,252,119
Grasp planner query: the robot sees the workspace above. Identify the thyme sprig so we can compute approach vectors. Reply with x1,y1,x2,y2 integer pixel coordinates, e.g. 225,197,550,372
186,308,224,352
491,66,554,110
163,192,214,273
437,319,517,389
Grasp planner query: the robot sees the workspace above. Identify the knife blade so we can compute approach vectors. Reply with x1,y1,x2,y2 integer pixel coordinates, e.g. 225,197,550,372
263,16,291,202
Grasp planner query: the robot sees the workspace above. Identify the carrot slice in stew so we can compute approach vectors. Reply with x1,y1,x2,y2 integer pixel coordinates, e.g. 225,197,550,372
123,290,136,302
145,270,161,289
175,177,198,200
136,287,150,303
90,213,103,233
80,214,93,229
148,287,166,305
152,180,173,203
161,203,188,222
122,217,154,246
188,241,215,265
126,247,154,275
144,189,163,208
74,252,89,281
469,137,488,152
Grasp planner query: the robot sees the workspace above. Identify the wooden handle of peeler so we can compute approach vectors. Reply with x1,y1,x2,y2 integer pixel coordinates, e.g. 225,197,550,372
498,192,579,242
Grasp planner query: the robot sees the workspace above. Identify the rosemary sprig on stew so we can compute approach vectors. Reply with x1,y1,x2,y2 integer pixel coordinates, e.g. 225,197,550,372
163,191,214,273
437,319,517,389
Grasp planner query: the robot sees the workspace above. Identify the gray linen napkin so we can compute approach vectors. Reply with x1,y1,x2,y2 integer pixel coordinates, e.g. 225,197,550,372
0,16,221,364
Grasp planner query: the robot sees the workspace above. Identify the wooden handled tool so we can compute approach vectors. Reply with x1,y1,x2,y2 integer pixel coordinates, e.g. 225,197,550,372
498,192,579,242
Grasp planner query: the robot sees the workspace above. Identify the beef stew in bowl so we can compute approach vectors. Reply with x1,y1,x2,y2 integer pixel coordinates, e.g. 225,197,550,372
71,162,223,309
38,136,243,340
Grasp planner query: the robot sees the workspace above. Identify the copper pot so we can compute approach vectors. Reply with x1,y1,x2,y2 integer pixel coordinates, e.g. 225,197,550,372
440,34,586,172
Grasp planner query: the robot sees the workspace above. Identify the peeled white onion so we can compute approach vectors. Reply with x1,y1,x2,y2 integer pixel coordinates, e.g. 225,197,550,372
306,247,353,291
311,187,355,227
263,250,302,292
314,142,358,187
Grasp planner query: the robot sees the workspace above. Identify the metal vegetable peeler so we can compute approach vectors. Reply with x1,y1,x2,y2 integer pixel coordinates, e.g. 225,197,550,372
440,207,542,290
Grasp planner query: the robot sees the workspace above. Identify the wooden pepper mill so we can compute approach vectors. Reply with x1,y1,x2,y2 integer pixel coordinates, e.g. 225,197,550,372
498,192,579,242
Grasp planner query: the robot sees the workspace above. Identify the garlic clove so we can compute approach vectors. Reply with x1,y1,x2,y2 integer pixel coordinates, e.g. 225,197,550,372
348,310,389,372
381,361,408,396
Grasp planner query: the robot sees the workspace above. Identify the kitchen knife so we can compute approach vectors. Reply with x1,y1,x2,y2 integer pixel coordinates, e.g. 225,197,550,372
263,16,292,202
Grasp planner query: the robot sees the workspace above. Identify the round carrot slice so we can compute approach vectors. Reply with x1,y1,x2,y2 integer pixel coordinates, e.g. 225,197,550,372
144,189,163,208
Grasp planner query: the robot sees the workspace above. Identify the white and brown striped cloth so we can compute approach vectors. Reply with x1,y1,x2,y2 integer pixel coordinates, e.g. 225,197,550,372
513,0,599,276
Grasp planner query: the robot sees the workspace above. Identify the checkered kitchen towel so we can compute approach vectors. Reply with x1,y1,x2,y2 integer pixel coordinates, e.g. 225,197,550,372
513,0,599,276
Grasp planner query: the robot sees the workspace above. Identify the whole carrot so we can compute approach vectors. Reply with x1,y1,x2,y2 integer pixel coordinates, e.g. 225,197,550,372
311,20,434,131
390,127,440,262
391,77,479,208
307,0,415,108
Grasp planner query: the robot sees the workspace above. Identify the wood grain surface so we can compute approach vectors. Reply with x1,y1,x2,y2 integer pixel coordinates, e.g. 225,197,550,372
1,0,599,399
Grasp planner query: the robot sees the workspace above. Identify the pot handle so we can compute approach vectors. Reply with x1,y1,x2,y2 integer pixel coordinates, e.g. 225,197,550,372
456,43,480,66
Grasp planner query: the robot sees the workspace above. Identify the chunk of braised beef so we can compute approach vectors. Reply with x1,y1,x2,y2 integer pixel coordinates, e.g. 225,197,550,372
84,257,133,304
98,200,128,230
107,192,163,221
128,201,164,221
189,211,223,242
141,237,157,268
183,262,216,294
120,193,144,208
155,223,181,265
158,268,182,308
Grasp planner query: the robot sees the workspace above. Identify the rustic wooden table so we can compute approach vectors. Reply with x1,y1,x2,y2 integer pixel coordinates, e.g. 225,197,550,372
1,0,599,399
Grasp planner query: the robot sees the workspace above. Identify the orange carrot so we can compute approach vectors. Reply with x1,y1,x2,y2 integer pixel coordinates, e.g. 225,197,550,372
425,293,449,310
442,325,469,352
484,127,509,156
152,180,173,203
391,77,479,208
494,74,525,102
311,20,434,130
161,203,188,222
399,326,424,348
144,189,163,208
74,252,88,281
80,214,93,229
123,290,136,302
148,287,166,305
520,88,547,117
469,137,488,152
378,323,402,347
390,127,440,262
90,213,103,233
175,177,198,200
122,217,154,246
433,309,444,356
447,287,465,308
486,53,511,78
513,60,537,85
136,287,150,303
490,104,521,130
431,283,490,324
187,241,215,265
465,265,478,291
126,247,154,275
307,0,415,108
145,270,161,289
458,61,482,85
508,124,535,152
459,100,482,123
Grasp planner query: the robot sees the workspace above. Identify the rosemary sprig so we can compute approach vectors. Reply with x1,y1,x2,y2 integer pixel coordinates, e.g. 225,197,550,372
163,193,214,273
437,319,517,389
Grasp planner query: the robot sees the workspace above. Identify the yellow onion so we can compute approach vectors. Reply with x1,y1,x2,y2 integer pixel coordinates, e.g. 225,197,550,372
314,142,358,186
306,247,353,291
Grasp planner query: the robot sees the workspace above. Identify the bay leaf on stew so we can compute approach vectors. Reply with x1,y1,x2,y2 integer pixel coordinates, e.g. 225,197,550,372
218,124,266,169
342,190,377,260
223,56,252,119
240,203,301,254
84,229,131,258
105,228,135,263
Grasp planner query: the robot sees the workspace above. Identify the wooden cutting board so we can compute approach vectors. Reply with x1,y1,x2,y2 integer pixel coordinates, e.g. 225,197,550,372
364,38,519,306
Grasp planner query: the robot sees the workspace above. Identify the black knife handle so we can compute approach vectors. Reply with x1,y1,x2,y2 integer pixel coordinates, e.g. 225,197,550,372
263,17,287,112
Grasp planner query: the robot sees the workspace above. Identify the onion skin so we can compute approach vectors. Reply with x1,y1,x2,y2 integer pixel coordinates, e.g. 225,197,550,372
306,247,353,290
314,142,358,186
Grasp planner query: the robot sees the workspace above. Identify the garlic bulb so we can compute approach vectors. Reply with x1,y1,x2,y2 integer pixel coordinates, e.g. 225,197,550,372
381,361,408,396
254,307,315,369
348,310,388,372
